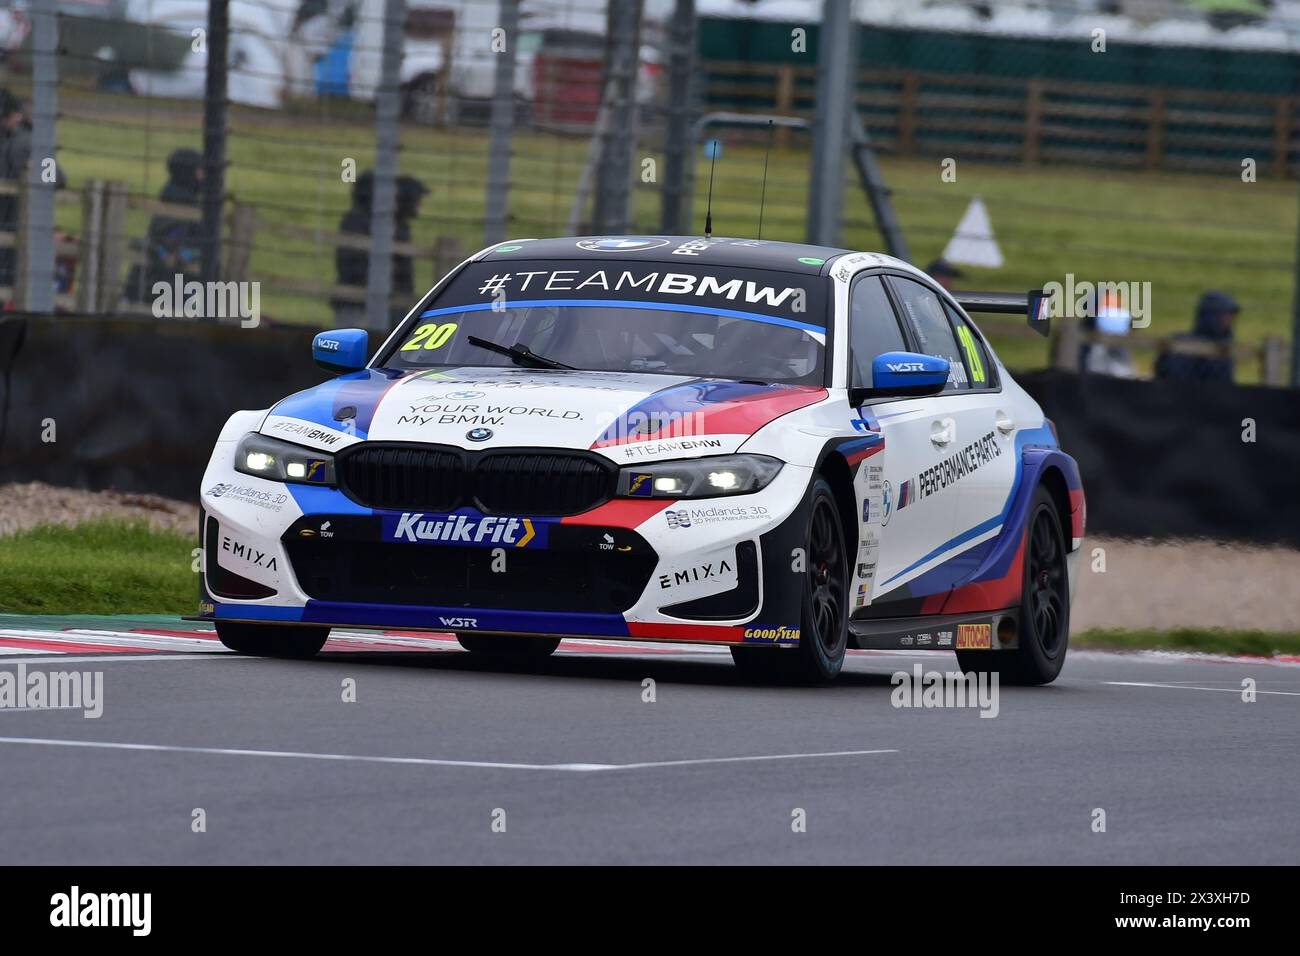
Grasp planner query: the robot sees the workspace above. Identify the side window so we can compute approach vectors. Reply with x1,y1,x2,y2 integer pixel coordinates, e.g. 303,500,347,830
945,302,995,389
887,276,968,390
848,275,907,388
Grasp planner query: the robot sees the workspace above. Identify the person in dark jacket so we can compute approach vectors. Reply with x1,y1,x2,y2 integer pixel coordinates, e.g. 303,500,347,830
125,148,206,302
1154,290,1238,383
0,88,31,289
332,169,428,326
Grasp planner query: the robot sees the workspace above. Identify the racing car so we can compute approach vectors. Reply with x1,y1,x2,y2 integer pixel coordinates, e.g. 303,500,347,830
194,236,1084,684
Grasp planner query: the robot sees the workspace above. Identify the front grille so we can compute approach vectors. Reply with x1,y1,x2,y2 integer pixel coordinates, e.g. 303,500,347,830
474,452,614,515
286,540,655,613
336,443,616,516
338,445,464,511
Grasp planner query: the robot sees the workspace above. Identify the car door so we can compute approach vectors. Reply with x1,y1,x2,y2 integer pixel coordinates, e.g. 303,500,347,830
846,274,962,613
941,300,1019,549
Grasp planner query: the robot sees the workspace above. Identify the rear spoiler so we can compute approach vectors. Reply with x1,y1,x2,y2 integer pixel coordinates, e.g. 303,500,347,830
954,290,1051,338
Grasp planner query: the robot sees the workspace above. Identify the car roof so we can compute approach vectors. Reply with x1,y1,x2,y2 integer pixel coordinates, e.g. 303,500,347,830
472,236,857,275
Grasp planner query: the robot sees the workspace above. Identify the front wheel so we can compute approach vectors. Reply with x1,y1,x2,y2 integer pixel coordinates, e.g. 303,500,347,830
956,485,1070,685
215,622,330,659
457,634,561,658
732,477,849,684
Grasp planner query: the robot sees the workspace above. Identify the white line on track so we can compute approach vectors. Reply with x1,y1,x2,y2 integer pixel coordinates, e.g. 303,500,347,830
1105,681,1300,697
0,736,897,773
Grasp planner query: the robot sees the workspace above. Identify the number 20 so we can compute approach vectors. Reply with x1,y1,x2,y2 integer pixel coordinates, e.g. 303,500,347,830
401,322,457,351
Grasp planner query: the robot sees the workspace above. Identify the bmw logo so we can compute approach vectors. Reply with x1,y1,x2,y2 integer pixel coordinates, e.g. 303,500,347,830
445,390,485,400
466,428,493,442
881,480,893,527
576,238,670,252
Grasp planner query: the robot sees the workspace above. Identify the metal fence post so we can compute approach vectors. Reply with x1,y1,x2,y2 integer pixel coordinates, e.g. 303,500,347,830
483,0,520,245
659,0,696,235
849,112,910,262
98,181,128,314
201,0,229,287
1292,186,1300,387
76,179,104,313
24,0,58,314
366,0,406,332
226,201,257,284
591,0,643,234
1262,335,1284,387
807,0,853,247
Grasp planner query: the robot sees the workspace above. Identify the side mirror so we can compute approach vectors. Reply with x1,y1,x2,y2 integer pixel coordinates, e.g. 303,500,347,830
849,351,950,405
313,328,368,374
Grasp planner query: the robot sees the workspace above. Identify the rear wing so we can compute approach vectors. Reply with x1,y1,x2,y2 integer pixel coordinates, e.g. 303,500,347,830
954,290,1051,338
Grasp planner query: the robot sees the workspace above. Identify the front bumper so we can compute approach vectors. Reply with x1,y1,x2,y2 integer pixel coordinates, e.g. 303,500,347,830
197,440,813,646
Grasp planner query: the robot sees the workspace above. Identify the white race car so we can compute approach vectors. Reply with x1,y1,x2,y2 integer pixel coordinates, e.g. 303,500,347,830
194,236,1085,684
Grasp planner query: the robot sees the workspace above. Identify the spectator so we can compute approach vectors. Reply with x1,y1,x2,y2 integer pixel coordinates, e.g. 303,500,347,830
125,148,206,302
925,258,963,293
0,88,31,289
332,169,428,326
1155,290,1238,384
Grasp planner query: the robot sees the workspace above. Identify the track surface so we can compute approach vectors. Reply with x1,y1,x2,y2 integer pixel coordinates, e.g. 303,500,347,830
0,615,1296,864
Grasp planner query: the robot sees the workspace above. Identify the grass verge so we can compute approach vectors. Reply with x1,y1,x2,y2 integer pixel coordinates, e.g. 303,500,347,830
0,520,196,616
1074,628,1300,658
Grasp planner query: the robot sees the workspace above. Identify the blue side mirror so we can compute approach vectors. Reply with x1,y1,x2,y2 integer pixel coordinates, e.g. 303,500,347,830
313,328,368,374
866,350,950,398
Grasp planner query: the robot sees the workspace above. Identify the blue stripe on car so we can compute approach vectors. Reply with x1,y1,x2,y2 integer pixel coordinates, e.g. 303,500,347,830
299,602,631,636
266,369,409,440
287,484,372,517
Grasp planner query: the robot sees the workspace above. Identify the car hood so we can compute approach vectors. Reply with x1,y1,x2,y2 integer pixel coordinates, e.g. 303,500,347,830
261,366,827,459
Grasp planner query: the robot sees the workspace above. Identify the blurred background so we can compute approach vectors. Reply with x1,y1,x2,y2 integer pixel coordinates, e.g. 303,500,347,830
0,0,1298,386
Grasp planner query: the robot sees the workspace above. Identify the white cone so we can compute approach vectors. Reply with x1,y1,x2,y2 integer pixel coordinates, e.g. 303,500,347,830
942,197,1003,269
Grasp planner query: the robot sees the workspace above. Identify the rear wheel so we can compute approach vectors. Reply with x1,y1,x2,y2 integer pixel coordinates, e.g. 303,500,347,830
731,478,849,684
956,485,1070,685
215,622,329,659
456,634,561,658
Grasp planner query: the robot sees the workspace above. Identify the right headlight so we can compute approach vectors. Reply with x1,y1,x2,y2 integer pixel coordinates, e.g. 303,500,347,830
234,432,336,485
617,455,783,499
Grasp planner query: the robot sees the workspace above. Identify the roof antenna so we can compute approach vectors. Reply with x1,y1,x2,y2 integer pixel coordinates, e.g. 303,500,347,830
757,119,774,240
704,138,719,239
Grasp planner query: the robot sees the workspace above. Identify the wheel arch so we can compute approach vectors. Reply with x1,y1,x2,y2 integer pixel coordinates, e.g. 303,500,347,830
816,447,859,561
1037,464,1073,549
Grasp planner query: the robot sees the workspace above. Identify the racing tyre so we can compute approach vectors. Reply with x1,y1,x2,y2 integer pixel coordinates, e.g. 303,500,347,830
731,477,849,684
215,622,330,659
456,634,561,657
956,485,1069,686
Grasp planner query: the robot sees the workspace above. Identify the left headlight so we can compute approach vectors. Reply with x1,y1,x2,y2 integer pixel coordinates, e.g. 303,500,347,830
234,432,336,485
617,454,783,499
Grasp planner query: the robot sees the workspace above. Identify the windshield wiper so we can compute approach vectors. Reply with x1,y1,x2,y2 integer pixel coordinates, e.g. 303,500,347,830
467,335,574,371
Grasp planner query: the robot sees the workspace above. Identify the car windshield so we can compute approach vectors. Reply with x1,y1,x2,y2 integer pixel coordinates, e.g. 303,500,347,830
379,259,829,385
